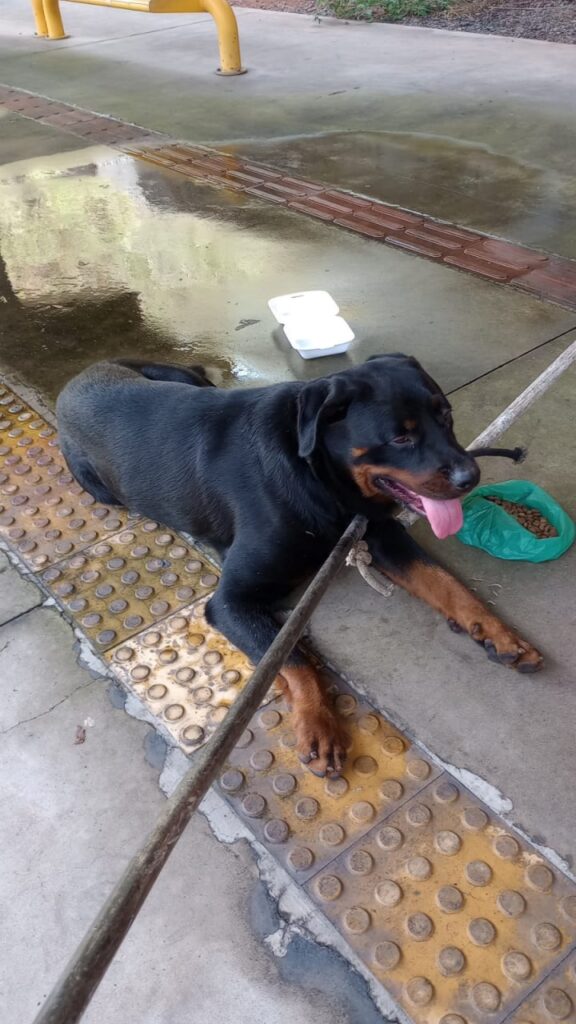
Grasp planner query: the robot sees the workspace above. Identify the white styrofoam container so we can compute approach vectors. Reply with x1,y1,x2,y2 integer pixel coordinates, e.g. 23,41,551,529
283,314,354,360
268,290,354,359
268,290,339,325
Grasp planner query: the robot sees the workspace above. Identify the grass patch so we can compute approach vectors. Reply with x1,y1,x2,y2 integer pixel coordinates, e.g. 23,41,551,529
318,0,454,21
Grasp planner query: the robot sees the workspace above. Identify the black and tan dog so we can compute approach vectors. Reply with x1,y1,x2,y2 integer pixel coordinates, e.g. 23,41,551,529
57,355,543,777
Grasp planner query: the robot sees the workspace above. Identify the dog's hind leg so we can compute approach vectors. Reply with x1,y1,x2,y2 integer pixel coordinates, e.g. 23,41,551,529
60,444,122,505
113,359,215,388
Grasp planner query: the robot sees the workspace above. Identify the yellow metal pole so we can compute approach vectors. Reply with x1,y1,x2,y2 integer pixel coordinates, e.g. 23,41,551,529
31,0,49,36
198,0,246,75
43,0,69,39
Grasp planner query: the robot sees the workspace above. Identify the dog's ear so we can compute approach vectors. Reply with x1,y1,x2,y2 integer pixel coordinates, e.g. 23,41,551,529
297,376,354,459
366,353,443,394
366,353,421,367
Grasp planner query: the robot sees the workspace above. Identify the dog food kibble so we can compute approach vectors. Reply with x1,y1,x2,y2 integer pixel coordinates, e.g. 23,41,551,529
486,496,558,539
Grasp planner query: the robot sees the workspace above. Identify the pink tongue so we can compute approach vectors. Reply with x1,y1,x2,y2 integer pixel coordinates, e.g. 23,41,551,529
420,496,463,539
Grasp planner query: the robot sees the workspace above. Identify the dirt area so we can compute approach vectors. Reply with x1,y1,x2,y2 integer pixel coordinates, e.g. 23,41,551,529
402,0,576,43
232,0,576,44
233,0,315,11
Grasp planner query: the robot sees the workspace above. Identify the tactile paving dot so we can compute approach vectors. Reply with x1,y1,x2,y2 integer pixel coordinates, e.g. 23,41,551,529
510,950,576,1023
0,394,132,568
42,525,219,647
106,600,252,746
220,678,440,881
304,783,576,1024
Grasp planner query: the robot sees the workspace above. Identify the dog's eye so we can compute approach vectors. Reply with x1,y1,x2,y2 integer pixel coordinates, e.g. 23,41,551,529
390,435,413,447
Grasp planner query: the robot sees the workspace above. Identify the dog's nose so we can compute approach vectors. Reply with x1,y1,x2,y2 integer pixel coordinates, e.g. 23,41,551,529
450,462,480,491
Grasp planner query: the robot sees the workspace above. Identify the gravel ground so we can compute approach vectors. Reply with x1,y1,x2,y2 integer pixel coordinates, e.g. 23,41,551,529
232,0,576,44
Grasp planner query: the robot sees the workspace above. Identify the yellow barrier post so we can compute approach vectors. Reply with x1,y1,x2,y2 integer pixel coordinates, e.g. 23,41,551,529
31,0,49,36
30,0,245,73
198,0,245,75
42,0,68,38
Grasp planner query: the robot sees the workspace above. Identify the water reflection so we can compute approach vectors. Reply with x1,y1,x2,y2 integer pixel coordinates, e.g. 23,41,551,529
0,152,337,400
1,149,571,404
226,130,576,258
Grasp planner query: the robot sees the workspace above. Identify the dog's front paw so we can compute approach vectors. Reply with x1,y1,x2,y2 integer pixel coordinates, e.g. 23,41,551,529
293,702,350,778
470,620,543,673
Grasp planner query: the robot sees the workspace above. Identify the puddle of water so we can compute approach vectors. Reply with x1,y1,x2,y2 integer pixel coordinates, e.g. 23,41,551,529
1,150,572,408
0,153,340,400
224,129,576,259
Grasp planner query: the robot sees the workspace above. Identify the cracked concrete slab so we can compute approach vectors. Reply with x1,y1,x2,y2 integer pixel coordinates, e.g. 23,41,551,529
0,551,41,624
0,602,388,1024
0,604,96,733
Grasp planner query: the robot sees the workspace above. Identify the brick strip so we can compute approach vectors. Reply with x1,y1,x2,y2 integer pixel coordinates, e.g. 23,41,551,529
0,83,164,147
2,82,576,312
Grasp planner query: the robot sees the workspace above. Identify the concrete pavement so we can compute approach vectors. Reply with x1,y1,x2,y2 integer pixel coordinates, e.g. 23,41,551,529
0,555,383,1024
2,13,576,1024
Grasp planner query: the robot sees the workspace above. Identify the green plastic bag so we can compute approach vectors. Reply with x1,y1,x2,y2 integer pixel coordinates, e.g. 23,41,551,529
457,480,575,562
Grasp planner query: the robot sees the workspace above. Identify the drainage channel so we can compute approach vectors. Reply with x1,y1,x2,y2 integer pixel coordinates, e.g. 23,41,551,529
1,381,576,1024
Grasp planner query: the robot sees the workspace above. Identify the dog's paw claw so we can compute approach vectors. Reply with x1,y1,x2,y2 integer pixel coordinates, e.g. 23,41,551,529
517,659,543,674
469,621,543,673
294,705,349,780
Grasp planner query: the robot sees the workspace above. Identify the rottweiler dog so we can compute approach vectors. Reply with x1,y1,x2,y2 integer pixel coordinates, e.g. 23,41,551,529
57,355,543,777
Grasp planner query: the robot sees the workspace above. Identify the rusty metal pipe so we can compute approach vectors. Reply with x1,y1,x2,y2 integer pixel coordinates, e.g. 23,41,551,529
32,514,367,1024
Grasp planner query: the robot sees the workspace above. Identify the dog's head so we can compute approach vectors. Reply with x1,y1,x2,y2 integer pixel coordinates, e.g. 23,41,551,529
296,353,480,537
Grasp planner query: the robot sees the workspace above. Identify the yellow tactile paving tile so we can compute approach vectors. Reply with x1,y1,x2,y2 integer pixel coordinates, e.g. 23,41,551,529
510,949,576,1022
40,526,219,649
218,681,441,881
106,601,252,749
305,782,576,1024
0,389,130,569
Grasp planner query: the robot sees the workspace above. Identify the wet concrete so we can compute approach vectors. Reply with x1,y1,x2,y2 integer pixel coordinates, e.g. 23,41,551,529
1,146,575,406
3,3,576,255
226,128,576,259
0,109,87,166
249,883,388,1024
